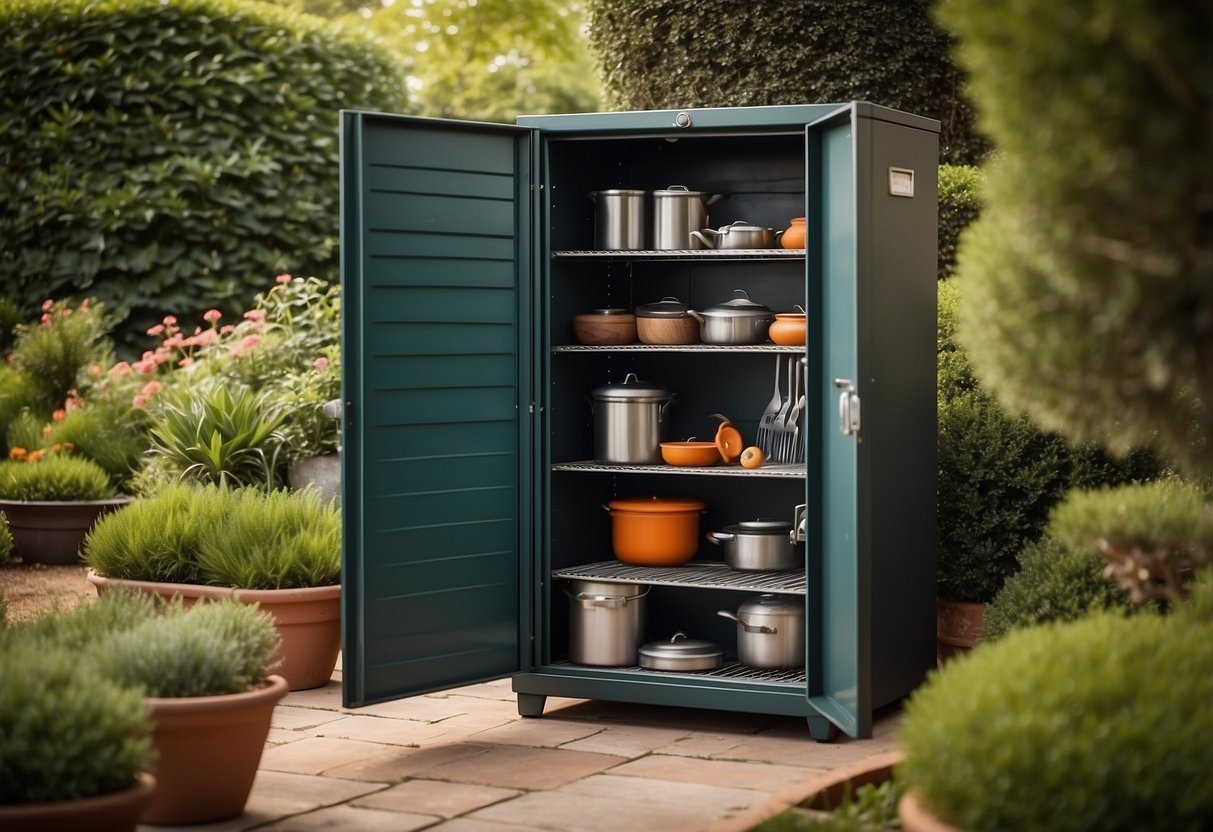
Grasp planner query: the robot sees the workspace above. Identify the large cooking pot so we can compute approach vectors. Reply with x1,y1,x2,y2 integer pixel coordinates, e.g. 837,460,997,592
589,189,646,250
590,373,676,463
603,496,706,566
718,594,805,668
706,519,800,571
688,289,775,345
653,185,724,250
564,579,649,666
689,221,775,250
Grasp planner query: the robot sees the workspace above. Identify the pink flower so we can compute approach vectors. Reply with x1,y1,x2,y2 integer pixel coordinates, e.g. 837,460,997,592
108,362,132,378
219,324,235,335
131,394,148,409
87,364,102,378
52,408,66,422
240,335,262,350
40,313,52,327
141,380,163,396
276,273,292,284
41,299,54,312
147,324,165,337
242,309,266,324
162,315,177,326
134,359,157,375
178,356,194,368
203,309,222,323
313,356,329,371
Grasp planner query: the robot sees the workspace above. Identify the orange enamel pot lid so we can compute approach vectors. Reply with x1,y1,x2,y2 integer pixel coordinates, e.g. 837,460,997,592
607,496,706,513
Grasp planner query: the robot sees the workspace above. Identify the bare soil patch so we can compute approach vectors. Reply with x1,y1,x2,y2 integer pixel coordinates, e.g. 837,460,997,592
0,560,95,623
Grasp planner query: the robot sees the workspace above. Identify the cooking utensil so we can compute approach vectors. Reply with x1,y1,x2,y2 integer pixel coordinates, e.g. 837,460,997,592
639,632,723,671
776,361,801,463
688,289,775,345
787,394,806,464
660,439,721,467
754,356,783,458
564,579,649,666
689,221,775,250
712,413,744,464
572,308,636,345
652,185,724,250
589,189,645,250
706,519,800,571
635,297,699,345
590,373,676,464
717,594,805,668
763,356,795,460
602,496,706,566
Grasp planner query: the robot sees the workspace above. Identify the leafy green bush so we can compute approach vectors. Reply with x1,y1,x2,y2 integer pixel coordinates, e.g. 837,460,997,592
91,598,280,697
587,0,986,164
7,299,111,415
898,604,1213,830
0,511,12,563
85,484,340,588
0,0,409,351
49,402,151,488
0,455,117,501
0,641,153,803
938,0,1213,473
937,165,982,279
982,535,1137,642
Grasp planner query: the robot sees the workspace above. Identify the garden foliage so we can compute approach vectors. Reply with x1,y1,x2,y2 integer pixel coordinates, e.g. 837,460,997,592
0,0,408,349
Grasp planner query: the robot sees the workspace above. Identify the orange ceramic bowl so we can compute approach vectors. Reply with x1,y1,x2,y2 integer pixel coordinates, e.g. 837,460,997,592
660,440,721,467
604,496,706,566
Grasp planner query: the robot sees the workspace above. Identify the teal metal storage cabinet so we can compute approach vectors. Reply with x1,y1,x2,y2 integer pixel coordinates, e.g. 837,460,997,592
340,103,938,740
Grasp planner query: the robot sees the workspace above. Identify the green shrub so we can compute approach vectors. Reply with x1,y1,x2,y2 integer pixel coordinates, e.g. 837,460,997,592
7,299,111,414
0,455,116,501
0,0,409,351
898,606,1213,830
91,598,280,697
0,364,41,430
982,535,1137,642
936,279,976,401
0,641,153,803
85,484,340,588
0,511,12,563
939,0,1213,473
49,403,151,488
587,0,986,164
937,165,982,279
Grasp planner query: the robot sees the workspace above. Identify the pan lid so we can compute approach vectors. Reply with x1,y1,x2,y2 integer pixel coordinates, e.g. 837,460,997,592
728,519,793,534
591,372,673,401
607,496,706,513
636,297,691,318
639,632,723,661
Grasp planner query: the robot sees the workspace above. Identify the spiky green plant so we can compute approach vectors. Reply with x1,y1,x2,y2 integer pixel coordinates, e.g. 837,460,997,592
0,455,116,501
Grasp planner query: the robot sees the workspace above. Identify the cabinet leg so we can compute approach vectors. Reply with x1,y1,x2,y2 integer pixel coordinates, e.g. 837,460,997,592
806,715,839,742
517,693,547,718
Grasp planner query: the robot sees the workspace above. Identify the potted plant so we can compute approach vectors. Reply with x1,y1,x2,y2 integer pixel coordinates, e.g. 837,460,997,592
84,483,341,690
277,346,342,503
0,453,128,565
0,638,156,832
5,589,285,826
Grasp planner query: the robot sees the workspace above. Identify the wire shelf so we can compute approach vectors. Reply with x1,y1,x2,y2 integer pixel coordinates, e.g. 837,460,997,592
553,249,806,260
552,343,805,353
550,657,806,686
553,560,806,594
551,460,804,478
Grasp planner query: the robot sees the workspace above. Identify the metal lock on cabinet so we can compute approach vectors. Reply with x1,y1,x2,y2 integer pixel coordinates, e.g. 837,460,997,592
832,378,862,440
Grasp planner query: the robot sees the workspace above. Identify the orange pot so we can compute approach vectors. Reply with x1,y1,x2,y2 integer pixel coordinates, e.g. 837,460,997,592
604,496,706,565
779,217,807,249
660,440,721,467
769,313,807,346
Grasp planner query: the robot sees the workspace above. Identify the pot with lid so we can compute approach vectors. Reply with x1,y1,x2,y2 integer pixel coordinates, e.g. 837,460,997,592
590,373,676,464
653,185,724,250
707,518,800,571
639,632,723,671
589,189,645,250
718,594,805,668
689,221,776,250
564,579,649,666
635,297,699,345
602,496,706,566
688,289,775,345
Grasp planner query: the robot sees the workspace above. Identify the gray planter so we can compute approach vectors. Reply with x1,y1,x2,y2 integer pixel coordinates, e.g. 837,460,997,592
287,454,340,506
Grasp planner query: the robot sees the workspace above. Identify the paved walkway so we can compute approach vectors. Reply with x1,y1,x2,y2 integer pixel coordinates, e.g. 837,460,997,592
141,664,901,832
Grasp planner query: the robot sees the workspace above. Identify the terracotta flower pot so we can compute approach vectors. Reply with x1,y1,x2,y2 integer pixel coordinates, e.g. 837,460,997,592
0,771,155,832
88,573,341,690
0,498,129,565
899,789,966,832
936,598,985,664
142,675,288,825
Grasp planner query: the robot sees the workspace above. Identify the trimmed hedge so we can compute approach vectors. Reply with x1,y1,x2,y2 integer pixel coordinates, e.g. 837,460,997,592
586,0,987,164
937,165,982,280
0,0,409,351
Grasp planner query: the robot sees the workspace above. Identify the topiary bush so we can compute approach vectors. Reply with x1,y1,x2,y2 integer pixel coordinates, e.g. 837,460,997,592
0,0,409,351
939,0,1213,474
898,601,1213,831
0,455,117,501
587,0,987,164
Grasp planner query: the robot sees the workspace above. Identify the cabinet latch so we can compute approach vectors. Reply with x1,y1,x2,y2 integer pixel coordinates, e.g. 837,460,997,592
832,379,862,441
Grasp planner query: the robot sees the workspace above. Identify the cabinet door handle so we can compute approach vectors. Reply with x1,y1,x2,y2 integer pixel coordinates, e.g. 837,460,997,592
832,378,862,440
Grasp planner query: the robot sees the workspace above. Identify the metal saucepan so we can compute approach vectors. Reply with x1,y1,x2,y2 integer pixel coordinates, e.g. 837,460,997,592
689,221,775,250
653,185,726,250
588,189,645,250
639,632,723,671
564,579,649,666
688,289,775,345
707,519,800,571
717,594,805,668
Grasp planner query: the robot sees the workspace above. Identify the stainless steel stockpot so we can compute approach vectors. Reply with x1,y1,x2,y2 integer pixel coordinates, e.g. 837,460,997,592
706,519,799,571
589,189,645,250
590,373,676,463
565,579,649,666
717,594,805,668
688,289,775,345
652,185,723,250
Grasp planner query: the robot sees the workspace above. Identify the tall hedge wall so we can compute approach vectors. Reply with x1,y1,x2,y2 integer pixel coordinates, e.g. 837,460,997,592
586,0,987,164
0,0,409,350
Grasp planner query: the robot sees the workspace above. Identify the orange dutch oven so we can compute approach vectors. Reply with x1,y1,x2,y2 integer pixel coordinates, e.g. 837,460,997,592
603,496,707,566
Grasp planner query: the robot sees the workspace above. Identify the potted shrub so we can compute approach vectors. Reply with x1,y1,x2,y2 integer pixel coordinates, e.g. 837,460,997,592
0,454,128,565
0,638,155,832
84,483,341,690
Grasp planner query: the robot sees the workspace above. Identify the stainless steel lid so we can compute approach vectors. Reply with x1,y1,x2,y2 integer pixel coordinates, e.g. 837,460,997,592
588,308,633,316
635,297,691,318
591,372,673,401
729,520,794,535
736,593,802,617
590,189,645,196
639,632,723,670
700,289,772,318
653,184,706,198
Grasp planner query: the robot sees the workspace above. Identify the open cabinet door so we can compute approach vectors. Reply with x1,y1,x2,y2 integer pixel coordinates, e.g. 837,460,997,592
340,112,536,708
807,106,870,739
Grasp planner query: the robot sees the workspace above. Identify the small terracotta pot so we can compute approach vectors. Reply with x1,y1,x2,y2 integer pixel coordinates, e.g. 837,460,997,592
779,216,807,249
603,496,705,565
936,598,985,664
0,772,155,832
769,313,807,346
899,789,966,832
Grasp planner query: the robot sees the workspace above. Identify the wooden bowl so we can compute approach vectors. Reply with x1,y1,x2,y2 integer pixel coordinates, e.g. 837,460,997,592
572,310,636,345
660,440,721,467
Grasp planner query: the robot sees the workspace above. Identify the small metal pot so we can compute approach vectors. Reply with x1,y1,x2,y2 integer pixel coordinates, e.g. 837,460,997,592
688,289,775,345
564,579,649,666
639,632,723,671
707,519,799,571
590,373,676,464
718,594,805,668
689,221,776,250
589,189,646,250
653,185,725,250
